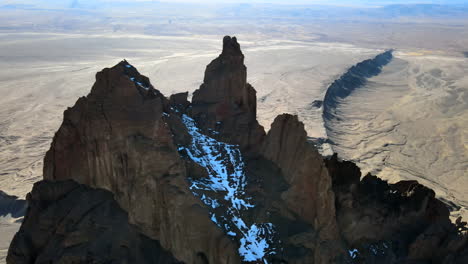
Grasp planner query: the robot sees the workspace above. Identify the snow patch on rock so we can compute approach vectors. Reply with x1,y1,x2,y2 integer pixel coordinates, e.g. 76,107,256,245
180,114,277,262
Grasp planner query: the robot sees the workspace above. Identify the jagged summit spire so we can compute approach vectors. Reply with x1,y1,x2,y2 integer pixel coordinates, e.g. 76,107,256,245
222,36,243,56
115,59,130,68
191,36,264,152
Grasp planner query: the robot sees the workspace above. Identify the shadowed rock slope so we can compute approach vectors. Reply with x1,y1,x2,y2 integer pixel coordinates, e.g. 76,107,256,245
8,37,467,264
7,180,182,264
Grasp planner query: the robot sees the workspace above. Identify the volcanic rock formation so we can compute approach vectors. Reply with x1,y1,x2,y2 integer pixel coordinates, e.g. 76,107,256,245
8,37,468,264
41,60,240,263
7,180,182,264
322,50,393,122
326,155,468,263
191,36,265,154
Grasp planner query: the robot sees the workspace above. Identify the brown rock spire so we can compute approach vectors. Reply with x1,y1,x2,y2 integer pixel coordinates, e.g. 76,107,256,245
191,35,265,154
222,35,242,56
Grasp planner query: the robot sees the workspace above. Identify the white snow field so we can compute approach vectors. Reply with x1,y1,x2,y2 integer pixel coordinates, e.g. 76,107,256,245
181,114,276,262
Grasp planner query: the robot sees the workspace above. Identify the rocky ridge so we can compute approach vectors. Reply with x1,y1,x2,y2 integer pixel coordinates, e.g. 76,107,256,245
7,36,468,263
322,50,393,122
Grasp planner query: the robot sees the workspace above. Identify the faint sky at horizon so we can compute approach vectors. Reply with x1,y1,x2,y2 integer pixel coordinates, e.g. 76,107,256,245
2,0,468,8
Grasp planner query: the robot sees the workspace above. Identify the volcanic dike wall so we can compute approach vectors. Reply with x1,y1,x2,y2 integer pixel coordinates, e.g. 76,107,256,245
322,50,393,124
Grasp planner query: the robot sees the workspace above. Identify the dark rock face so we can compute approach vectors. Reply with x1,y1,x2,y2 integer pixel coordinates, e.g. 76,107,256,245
191,36,265,154
169,92,190,112
326,154,468,263
41,60,240,263
43,60,172,185
8,36,467,264
0,191,27,219
7,180,182,264
260,114,343,263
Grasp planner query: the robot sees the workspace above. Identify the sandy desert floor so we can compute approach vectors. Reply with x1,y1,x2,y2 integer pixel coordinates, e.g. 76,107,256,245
0,33,467,261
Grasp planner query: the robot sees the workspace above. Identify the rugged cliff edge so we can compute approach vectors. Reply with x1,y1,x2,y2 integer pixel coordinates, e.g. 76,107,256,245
8,37,468,264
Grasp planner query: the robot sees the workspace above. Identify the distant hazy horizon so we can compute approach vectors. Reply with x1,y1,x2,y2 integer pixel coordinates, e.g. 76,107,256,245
2,0,468,8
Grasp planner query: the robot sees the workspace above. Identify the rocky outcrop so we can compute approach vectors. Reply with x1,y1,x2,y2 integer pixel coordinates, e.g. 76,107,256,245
41,60,240,263
7,180,182,264
191,36,265,154
0,191,27,219
8,36,467,264
260,114,343,263
326,154,468,263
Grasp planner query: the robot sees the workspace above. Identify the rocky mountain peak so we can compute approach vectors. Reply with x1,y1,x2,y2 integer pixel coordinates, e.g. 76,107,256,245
191,36,264,153
87,59,164,104
221,35,243,59
8,36,468,264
